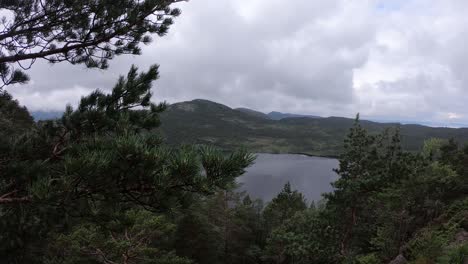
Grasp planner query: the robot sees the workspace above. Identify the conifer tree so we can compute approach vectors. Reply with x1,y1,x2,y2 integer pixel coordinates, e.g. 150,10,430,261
0,90,33,136
262,182,307,232
324,115,411,259
0,65,254,262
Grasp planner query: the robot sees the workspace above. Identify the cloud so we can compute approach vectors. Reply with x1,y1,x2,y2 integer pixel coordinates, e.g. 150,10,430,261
5,0,468,126
6,0,375,114
353,0,468,125
447,113,462,120
10,84,94,111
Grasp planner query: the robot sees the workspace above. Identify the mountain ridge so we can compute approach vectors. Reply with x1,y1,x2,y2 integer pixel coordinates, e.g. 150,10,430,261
267,111,321,120
160,99,468,156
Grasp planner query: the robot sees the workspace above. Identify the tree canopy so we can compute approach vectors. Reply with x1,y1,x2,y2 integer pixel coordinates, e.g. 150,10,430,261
0,65,254,263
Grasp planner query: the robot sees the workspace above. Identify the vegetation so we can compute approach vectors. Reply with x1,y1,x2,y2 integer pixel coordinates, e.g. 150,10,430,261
3,87,467,262
0,65,254,263
0,1,467,263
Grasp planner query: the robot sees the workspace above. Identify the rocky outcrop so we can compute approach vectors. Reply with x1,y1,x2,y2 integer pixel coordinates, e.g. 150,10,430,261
454,229,468,244
389,254,407,264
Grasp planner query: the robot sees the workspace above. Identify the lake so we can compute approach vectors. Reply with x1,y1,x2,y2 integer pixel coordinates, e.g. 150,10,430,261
238,153,339,203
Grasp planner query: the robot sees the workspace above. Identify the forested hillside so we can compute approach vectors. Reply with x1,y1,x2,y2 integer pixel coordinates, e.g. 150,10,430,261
160,99,468,156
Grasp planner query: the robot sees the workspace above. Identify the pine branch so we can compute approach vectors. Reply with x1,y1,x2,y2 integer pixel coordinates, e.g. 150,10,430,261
0,190,31,204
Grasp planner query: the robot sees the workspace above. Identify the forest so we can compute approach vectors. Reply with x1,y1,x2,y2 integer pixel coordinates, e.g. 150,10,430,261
0,1,467,263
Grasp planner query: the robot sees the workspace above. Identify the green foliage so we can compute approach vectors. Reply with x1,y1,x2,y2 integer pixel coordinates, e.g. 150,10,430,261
0,66,254,263
166,116,468,264
173,189,265,264
403,197,468,263
2,73,468,263
437,244,468,264
407,229,448,261
422,138,447,160
262,182,307,231
323,116,410,259
355,253,380,264
46,210,191,264
278,118,468,263
1,5,467,261
0,90,33,136
0,63,29,86
264,208,337,264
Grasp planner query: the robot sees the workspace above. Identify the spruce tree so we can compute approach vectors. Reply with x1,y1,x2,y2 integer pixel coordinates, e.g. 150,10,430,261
262,182,307,232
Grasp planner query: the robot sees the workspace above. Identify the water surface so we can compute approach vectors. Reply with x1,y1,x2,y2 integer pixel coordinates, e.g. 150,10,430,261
238,154,339,202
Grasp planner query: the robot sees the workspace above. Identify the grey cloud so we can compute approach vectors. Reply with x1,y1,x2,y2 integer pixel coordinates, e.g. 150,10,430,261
353,0,468,125
8,0,375,114
151,0,376,110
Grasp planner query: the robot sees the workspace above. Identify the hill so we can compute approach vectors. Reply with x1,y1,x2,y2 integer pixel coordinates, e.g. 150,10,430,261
235,107,322,120
267,111,321,120
160,99,468,156
235,107,270,119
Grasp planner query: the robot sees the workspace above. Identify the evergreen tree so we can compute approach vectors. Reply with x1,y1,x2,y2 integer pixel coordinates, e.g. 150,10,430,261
264,207,337,264
0,65,254,263
175,205,221,264
261,183,307,263
175,188,264,264
0,90,33,136
46,210,191,264
262,182,307,232
323,115,420,260
323,115,378,258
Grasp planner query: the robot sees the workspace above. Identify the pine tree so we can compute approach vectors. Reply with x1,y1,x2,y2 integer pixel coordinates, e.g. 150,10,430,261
262,182,307,233
0,65,254,262
323,115,412,259
46,210,191,264
0,90,33,136
264,207,337,264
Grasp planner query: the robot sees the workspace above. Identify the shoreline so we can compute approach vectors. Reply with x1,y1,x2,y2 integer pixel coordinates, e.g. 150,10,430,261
255,152,339,159
292,152,340,159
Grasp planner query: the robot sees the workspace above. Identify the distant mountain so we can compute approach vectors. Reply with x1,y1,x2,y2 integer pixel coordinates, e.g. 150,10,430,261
31,111,62,121
368,118,468,128
159,99,468,157
235,108,322,120
267,111,321,120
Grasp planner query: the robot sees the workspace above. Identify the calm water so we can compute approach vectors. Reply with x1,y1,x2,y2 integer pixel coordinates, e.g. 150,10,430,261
238,154,339,203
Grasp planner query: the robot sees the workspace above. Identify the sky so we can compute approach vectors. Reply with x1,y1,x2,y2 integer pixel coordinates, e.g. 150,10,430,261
6,0,468,127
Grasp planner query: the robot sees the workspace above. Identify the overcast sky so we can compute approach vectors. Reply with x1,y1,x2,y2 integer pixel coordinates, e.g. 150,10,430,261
7,0,468,126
